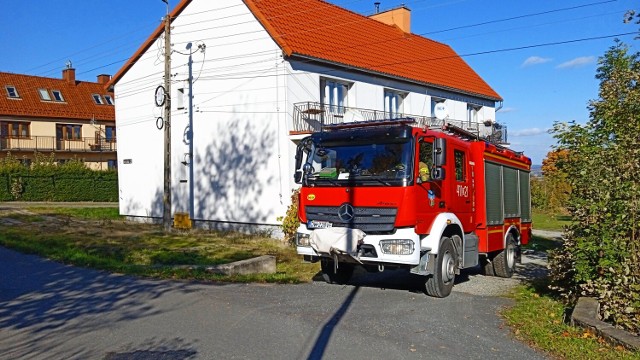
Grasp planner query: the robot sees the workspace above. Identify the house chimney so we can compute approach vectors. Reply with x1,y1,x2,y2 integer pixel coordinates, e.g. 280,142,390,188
63,61,76,84
374,2,380,13
369,5,411,33
97,74,111,85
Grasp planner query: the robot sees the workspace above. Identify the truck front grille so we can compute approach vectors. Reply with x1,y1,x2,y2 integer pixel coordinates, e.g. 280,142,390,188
305,205,397,233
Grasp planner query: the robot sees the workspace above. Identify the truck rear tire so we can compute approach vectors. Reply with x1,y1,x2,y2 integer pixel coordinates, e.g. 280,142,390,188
320,259,354,284
425,237,456,298
493,234,517,278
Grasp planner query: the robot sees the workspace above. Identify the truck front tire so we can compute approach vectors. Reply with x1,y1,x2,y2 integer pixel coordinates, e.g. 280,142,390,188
425,237,456,298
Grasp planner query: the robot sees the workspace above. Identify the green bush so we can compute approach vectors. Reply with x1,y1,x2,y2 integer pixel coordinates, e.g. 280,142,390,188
548,42,640,335
0,152,118,202
278,188,300,245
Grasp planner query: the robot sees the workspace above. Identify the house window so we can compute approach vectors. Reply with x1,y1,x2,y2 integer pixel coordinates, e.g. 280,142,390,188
52,90,64,102
0,121,30,138
454,150,465,181
39,88,51,101
56,124,83,141
104,95,114,105
6,86,19,98
105,126,116,142
467,104,481,125
92,94,104,105
107,160,117,170
321,78,349,113
384,90,404,119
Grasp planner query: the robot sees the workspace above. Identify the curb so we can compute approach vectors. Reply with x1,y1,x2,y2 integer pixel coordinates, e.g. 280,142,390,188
173,255,277,276
571,297,640,351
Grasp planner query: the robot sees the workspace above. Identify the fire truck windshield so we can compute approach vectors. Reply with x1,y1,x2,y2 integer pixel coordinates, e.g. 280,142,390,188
305,138,413,186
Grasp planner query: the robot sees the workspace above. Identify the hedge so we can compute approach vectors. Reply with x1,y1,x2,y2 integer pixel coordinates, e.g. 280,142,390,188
0,153,118,202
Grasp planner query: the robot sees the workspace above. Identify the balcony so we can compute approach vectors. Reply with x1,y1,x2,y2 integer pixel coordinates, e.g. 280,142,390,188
0,136,117,153
293,102,507,145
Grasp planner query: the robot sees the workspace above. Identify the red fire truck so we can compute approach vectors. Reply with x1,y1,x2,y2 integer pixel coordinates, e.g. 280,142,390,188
293,119,532,297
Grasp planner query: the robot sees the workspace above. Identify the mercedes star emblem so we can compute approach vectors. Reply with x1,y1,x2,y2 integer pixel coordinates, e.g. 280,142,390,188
338,203,355,222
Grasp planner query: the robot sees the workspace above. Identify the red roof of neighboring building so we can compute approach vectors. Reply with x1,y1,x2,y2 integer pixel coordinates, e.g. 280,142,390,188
110,0,501,101
0,71,115,121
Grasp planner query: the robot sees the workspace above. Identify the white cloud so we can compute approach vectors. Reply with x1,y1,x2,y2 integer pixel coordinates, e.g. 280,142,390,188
510,128,549,137
557,56,596,69
498,107,516,113
522,56,552,67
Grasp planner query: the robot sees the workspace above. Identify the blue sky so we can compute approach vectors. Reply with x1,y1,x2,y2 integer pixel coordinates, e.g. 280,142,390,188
0,0,637,164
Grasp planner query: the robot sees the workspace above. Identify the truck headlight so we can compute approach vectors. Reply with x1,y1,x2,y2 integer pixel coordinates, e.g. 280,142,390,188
379,239,414,255
296,232,310,247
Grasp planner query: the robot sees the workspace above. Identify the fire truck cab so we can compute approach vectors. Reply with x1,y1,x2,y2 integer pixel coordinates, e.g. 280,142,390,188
293,120,532,297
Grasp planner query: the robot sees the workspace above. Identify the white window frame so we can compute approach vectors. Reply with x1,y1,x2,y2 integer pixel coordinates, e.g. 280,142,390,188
321,78,350,114
52,90,64,102
384,89,405,119
467,104,481,125
92,94,104,105
6,86,19,98
39,88,51,101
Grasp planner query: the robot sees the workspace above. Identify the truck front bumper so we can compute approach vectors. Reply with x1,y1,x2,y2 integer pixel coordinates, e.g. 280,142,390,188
295,224,421,266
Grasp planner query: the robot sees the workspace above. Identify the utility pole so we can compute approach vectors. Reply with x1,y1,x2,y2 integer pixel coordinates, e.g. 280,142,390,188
162,0,172,231
186,43,195,221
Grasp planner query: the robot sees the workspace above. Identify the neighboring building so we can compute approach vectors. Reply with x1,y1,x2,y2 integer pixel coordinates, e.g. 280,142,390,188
0,67,116,170
110,0,506,232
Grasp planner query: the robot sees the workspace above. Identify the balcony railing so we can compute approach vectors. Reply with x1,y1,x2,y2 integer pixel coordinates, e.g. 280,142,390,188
0,136,117,153
293,102,507,145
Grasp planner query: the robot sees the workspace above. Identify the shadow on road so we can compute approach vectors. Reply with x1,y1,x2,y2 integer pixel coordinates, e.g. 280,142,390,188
0,246,198,359
306,286,360,360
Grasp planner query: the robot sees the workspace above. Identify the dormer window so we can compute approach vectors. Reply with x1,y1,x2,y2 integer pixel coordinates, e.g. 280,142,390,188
104,95,114,105
52,90,64,102
39,88,52,101
6,86,19,98
92,94,104,105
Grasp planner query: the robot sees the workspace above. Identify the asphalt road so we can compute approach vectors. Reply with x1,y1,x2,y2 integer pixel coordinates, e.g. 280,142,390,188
0,246,546,360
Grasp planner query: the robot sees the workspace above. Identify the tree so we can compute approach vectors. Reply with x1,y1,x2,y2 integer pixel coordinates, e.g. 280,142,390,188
549,41,640,334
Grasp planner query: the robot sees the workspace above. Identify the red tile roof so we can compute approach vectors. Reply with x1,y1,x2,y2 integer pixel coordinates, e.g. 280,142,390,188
0,72,114,121
110,0,501,101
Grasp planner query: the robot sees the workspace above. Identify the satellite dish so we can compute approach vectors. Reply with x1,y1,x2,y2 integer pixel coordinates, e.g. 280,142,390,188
434,102,448,120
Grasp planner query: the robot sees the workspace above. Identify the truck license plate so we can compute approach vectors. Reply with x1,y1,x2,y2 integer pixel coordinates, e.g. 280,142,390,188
308,220,332,229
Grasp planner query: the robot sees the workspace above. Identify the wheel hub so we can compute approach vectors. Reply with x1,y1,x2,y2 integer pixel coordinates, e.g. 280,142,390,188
442,252,455,283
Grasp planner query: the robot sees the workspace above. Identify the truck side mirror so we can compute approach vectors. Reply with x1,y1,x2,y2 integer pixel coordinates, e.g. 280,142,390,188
432,137,446,180
294,171,303,183
431,167,445,181
434,138,446,166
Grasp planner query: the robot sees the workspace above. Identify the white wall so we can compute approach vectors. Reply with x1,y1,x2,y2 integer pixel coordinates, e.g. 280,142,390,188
115,0,288,225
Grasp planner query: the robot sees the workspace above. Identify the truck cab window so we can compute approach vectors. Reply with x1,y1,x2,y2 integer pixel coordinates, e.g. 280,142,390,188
419,140,433,181
454,150,465,181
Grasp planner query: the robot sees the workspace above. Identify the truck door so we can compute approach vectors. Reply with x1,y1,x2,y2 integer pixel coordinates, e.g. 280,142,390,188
450,145,474,231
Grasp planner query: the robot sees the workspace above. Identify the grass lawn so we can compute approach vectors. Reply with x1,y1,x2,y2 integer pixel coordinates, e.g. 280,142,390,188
504,282,640,360
532,208,571,231
0,207,319,283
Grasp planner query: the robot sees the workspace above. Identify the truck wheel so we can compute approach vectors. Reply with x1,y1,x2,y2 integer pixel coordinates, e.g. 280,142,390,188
493,234,517,278
320,259,354,284
425,237,456,298
480,255,495,276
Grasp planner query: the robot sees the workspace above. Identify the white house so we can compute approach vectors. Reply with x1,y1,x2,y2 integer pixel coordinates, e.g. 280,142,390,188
109,0,504,233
